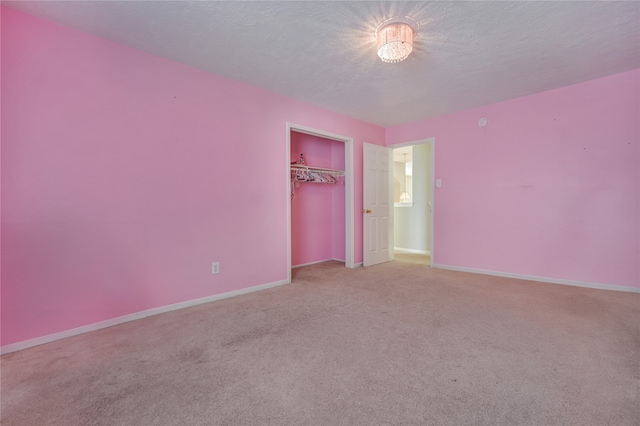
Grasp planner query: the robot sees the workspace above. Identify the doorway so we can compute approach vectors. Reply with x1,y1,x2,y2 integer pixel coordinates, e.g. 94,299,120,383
286,123,354,283
391,139,434,266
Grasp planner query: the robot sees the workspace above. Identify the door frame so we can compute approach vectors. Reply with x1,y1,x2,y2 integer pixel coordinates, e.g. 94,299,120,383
286,123,355,283
388,138,435,263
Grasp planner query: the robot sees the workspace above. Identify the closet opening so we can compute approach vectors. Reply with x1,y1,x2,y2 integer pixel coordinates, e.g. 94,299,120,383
286,123,354,283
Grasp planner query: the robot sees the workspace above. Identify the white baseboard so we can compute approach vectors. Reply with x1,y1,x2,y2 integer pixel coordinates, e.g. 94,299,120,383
431,263,640,294
292,258,345,269
394,248,431,255
1,279,290,355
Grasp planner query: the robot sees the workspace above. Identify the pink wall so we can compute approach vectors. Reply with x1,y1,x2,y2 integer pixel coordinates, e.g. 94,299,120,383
2,6,637,350
0,7,384,347
290,132,345,266
387,69,640,289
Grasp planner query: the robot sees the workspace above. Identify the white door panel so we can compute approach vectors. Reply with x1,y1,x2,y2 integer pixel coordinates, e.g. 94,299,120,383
363,143,393,267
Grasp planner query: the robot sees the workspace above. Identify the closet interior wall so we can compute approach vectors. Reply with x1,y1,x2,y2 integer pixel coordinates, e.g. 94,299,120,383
290,131,345,267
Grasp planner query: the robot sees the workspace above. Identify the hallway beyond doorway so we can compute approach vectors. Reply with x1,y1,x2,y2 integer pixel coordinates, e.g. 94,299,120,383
394,249,430,266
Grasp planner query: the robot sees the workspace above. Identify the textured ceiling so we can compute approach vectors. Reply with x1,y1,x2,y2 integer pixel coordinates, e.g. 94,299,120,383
4,1,640,127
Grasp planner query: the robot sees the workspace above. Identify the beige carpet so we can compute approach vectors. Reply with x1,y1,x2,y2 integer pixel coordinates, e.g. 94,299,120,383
2,260,639,425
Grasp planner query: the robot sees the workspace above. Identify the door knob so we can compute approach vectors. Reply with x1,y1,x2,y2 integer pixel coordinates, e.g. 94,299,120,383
363,209,372,214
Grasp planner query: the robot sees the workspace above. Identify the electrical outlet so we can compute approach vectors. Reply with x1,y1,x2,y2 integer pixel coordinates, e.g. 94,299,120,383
211,262,220,274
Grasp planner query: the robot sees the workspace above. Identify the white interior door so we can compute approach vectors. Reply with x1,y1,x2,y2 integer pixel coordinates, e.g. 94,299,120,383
363,142,393,267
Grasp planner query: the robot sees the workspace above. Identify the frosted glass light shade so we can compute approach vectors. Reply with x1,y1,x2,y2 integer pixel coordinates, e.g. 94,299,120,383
376,22,414,63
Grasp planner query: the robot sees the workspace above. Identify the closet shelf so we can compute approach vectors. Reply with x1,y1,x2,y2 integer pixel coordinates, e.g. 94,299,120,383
291,164,344,186
290,164,344,176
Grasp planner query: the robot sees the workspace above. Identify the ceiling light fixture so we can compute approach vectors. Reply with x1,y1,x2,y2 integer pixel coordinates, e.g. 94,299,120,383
375,20,415,63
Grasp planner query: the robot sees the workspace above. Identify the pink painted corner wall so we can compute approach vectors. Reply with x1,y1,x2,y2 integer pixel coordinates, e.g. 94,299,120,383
290,132,345,266
0,7,384,347
387,69,640,289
